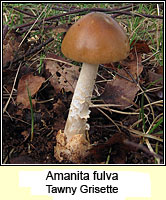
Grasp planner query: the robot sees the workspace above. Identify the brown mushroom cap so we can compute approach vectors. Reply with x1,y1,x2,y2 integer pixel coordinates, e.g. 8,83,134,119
61,12,130,64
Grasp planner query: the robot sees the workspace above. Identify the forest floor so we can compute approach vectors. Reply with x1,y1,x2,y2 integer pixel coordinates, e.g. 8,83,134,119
2,3,164,164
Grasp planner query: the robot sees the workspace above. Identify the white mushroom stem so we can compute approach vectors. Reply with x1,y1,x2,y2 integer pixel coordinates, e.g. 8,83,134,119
64,63,99,142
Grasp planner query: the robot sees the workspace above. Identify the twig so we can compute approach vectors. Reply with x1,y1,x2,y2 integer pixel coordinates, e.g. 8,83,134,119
145,138,160,163
3,63,21,113
111,10,163,19
43,56,77,68
122,125,163,142
18,4,48,48
3,25,9,40
101,65,134,83
11,37,54,65
6,5,36,17
97,107,121,132
3,86,16,104
91,104,140,115
123,139,163,160
3,114,31,125
145,113,163,135
14,4,133,30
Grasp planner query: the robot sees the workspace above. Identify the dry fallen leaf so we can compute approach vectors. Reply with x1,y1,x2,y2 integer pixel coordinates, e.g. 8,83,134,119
101,77,139,109
147,70,163,99
45,54,79,93
16,73,45,108
53,99,66,116
89,132,129,164
3,31,21,66
148,70,163,86
130,40,151,54
101,54,143,109
155,65,163,75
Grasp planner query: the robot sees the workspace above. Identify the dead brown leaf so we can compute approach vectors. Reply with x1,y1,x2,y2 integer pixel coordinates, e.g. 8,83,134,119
155,65,163,75
101,54,143,109
101,78,139,109
147,70,163,99
53,99,66,116
148,70,163,86
16,73,45,108
120,53,143,79
3,31,21,66
45,54,79,93
130,40,151,54
89,132,129,164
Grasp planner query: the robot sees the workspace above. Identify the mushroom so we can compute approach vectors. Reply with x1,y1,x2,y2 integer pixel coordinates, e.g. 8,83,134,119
54,12,130,163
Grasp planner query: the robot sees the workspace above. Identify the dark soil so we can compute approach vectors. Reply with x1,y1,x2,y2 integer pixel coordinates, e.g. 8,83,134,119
2,66,163,164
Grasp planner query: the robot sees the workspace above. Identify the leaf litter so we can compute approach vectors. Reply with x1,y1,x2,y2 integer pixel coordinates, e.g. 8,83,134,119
101,53,143,110
45,53,79,93
16,73,45,108
3,31,21,66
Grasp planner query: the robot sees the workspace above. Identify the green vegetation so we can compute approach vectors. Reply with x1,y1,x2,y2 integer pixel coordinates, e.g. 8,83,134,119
26,84,34,142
